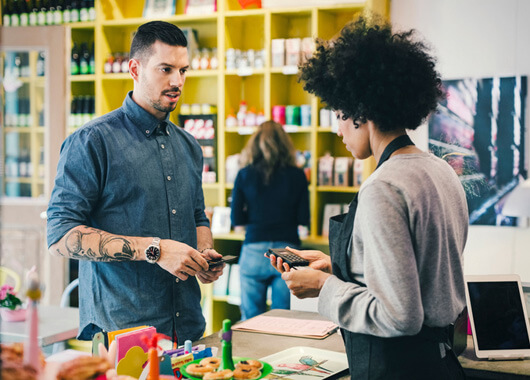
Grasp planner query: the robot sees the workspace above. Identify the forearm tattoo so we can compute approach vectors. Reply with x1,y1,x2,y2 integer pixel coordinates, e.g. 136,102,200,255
55,227,138,262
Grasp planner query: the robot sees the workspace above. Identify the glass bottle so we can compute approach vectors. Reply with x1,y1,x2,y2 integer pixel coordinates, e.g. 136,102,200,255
28,0,38,25
89,42,95,74
3,0,12,26
53,0,63,24
19,0,29,26
79,42,90,74
71,42,80,75
11,0,20,26
87,0,94,21
37,0,47,25
219,319,235,371
79,0,88,22
69,0,79,22
62,0,71,23
46,0,55,25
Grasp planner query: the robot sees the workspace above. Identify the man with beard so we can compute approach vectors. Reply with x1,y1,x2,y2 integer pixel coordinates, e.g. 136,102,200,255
47,21,224,344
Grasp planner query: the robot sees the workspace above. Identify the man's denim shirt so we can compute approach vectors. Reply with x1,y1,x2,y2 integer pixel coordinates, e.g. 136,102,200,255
47,92,209,342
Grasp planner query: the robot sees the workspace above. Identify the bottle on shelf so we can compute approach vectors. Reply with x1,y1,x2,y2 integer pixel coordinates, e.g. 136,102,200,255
88,0,95,21
36,50,45,76
69,0,79,22
53,0,63,24
3,0,12,26
79,0,88,21
112,53,122,73
62,0,71,23
37,0,47,25
89,42,95,74
120,53,129,73
237,101,247,126
19,0,29,26
71,43,80,75
29,0,38,25
103,54,114,74
46,0,55,25
79,42,90,75
10,0,20,26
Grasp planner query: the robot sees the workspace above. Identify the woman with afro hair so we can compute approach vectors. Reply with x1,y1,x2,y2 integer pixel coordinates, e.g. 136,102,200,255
268,16,469,379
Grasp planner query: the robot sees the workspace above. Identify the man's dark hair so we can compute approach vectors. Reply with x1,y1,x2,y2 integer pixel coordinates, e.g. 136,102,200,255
130,21,188,62
299,16,444,131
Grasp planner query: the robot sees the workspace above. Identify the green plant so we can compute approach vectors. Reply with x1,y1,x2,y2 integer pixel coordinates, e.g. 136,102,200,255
0,285,23,310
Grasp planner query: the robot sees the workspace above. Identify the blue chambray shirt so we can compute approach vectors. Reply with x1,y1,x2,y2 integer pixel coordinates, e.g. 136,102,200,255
47,92,209,342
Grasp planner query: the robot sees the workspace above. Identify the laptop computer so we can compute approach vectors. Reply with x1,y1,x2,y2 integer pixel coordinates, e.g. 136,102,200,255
464,274,530,359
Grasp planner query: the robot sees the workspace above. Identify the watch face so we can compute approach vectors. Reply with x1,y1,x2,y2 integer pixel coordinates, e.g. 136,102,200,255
146,245,160,263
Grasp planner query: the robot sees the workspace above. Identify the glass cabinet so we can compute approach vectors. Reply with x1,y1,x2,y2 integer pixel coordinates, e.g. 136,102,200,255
1,25,67,305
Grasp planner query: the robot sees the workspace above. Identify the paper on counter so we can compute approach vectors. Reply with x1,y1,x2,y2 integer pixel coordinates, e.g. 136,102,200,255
232,316,338,339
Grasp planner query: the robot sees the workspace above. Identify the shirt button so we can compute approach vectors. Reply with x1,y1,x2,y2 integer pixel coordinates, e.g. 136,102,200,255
146,130,150,134
167,176,172,181
172,209,176,214
176,312,180,317
175,278,179,283
161,144,165,149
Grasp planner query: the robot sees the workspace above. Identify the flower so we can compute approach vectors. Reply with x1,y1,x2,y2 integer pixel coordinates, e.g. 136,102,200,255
0,284,23,310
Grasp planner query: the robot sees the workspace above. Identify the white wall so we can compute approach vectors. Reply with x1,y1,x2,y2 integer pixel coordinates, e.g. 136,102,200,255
391,0,530,282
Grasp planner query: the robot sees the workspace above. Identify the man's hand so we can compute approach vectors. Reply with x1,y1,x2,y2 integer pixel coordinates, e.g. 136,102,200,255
197,248,225,284
156,240,209,281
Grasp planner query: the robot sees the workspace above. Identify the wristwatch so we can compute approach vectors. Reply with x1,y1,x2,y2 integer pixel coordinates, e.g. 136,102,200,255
145,237,161,264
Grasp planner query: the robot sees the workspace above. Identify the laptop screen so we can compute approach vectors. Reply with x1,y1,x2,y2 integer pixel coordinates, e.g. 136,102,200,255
467,280,530,351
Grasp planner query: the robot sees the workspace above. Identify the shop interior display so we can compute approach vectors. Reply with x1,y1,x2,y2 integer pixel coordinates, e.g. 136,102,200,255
1,0,387,334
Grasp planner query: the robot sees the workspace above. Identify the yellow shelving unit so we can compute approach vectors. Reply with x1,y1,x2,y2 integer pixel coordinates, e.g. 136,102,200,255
61,0,387,333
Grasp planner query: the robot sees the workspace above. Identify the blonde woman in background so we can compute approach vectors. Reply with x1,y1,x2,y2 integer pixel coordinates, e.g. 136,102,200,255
231,120,310,320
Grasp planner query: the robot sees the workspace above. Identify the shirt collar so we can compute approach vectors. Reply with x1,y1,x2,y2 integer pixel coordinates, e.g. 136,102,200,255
123,91,171,137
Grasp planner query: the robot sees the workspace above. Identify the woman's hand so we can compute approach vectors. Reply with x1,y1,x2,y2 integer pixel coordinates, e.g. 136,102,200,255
282,268,331,298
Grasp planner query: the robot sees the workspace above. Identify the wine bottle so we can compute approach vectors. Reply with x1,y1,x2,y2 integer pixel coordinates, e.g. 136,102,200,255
10,0,20,26
89,42,95,74
28,0,38,25
69,0,78,22
36,50,45,76
79,42,90,74
87,0,94,21
62,0,70,22
45,0,54,25
53,0,62,24
219,319,235,371
37,0,46,25
19,0,29,26
79,0,87,21
3,0,12,26
71,42,80,75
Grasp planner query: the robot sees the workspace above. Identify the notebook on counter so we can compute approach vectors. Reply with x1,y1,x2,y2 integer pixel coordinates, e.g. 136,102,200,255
465,274,530,359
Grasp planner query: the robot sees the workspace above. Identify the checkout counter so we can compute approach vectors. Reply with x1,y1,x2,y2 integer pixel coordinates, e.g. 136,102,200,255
198,309,530,380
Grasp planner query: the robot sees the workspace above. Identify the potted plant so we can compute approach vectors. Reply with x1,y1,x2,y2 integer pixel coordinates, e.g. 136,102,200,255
0,284,26,322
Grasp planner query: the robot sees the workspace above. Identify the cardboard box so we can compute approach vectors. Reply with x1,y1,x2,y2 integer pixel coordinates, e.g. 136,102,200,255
334,157,353,186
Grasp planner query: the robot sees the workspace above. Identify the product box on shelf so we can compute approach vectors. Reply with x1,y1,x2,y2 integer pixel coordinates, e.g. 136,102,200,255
318,154,334,186
334,157,353,186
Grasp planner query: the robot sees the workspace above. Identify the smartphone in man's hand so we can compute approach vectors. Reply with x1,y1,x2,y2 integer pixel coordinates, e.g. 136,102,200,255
207,255,238,270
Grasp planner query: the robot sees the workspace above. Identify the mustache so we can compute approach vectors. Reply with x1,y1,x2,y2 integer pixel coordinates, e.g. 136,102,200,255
163,88,181,95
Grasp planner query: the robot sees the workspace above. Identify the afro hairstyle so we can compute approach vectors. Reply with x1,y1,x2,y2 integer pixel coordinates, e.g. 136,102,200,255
298,16,444,132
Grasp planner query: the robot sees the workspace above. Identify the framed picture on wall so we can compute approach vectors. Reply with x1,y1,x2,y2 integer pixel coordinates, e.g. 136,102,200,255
428,76,527,226
143,0,176,18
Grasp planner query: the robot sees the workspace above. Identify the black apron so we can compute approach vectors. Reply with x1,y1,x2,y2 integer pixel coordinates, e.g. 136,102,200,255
329,135,466,379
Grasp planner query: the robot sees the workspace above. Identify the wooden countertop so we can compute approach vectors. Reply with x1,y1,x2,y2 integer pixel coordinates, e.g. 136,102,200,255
197,309,530,380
